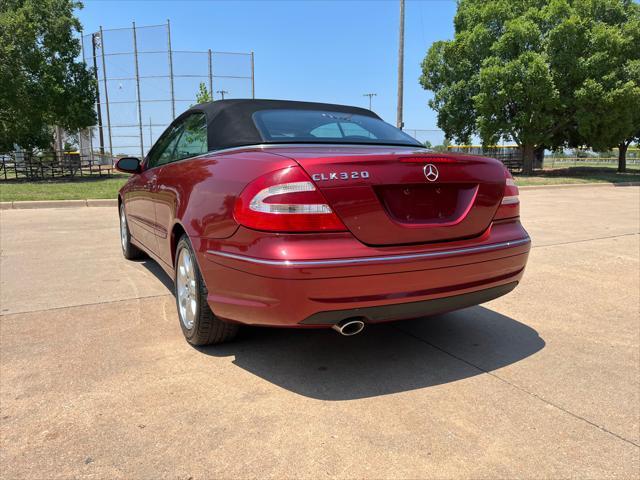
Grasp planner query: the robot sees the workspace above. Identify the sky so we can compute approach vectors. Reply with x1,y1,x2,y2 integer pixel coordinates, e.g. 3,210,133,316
77,0,458,153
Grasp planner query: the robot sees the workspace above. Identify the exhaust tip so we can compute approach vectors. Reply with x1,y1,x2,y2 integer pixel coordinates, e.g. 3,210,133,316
332,318,366,336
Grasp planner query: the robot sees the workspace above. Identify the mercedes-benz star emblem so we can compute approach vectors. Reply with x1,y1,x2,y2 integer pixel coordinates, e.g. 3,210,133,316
423,164,439,182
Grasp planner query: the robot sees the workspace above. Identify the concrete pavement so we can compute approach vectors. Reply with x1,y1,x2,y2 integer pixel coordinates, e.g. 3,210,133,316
1,186,638,478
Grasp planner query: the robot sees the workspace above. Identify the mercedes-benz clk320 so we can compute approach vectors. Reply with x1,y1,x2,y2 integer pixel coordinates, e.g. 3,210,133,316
116,99,530,345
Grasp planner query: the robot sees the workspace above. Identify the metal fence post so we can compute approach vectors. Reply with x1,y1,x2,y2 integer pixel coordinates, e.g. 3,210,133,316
99,26,113,160
91,33,105,156
251,51,255,99
79,33,93,161
132,22,145,159
208,49,213,100
79,31,86,161
167,19,176,119
82,29,94,163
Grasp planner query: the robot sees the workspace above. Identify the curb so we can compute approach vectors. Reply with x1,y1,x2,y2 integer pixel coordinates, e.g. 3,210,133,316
518,181,640,190
1,199,118,210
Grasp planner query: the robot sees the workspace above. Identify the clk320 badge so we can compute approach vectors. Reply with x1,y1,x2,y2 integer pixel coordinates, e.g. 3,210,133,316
312,171,370,181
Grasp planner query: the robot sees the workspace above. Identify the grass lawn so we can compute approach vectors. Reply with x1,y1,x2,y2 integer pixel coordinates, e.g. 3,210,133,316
0,174,129,202
514,166,640,186
1,166,638,202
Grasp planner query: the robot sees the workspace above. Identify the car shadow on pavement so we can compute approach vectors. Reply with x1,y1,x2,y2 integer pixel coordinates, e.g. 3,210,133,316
139,259,174,291
199,306,545,401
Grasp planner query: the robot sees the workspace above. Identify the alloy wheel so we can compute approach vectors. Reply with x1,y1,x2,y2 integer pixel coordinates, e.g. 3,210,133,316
120,205,128,251
176,248,198,330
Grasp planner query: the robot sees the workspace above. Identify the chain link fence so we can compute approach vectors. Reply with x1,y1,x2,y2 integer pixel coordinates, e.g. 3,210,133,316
79,21,254,161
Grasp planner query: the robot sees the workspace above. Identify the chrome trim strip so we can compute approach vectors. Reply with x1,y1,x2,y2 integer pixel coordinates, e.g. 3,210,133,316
206,237,531,267
192,143,429,158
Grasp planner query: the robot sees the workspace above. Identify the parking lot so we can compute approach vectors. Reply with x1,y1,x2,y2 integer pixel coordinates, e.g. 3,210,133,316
1,185,638,478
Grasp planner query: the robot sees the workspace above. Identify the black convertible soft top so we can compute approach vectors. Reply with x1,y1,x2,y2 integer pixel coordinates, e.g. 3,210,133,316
180,99,383,151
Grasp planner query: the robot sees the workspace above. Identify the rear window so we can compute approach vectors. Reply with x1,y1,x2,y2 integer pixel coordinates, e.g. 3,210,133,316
253,109,421,147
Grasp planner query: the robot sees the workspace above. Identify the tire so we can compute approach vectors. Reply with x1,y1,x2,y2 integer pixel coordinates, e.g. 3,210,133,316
174,234,239,345
119,203,145,260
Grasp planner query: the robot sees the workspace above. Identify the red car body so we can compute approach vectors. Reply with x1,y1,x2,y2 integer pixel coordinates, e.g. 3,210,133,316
118,100,530,338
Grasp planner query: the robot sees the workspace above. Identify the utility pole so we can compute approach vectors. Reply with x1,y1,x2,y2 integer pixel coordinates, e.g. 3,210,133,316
396,0,405,129
363,93,377,110
217,90,228,100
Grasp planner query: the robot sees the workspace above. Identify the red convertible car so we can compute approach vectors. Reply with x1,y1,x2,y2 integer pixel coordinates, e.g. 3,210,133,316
116,100,530,345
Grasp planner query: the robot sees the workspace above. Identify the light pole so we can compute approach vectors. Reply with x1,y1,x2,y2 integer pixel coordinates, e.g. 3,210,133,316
91,33,104,155
217,90,228,100
396,0,405,129
363,93,377,110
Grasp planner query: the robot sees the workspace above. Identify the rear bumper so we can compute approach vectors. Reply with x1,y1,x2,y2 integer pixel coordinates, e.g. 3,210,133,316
193,220,530,327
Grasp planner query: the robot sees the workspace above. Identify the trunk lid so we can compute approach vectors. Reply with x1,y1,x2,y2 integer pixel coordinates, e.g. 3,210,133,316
270,145,506,246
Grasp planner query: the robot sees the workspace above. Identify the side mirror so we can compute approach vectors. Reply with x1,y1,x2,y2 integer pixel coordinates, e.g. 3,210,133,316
115,157,141,174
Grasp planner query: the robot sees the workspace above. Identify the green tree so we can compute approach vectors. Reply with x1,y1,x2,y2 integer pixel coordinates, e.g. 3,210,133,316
574,1,640,172
0,0,96,151
420,0,639,175
195,82,213,104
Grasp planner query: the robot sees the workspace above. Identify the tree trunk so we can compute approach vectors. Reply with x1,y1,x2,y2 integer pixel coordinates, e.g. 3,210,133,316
55,125,64,155
522,144,535,175
618,142,628,173
534,145,545,169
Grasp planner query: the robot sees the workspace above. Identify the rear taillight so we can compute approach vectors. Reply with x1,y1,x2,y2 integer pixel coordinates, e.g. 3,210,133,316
494,169,520,220
233,166,347,232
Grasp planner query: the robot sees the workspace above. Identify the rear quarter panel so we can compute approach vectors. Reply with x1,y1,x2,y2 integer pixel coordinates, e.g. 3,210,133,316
153,149,296,268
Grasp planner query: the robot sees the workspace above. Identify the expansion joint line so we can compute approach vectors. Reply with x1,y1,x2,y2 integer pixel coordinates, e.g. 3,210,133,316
394,325,640,449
